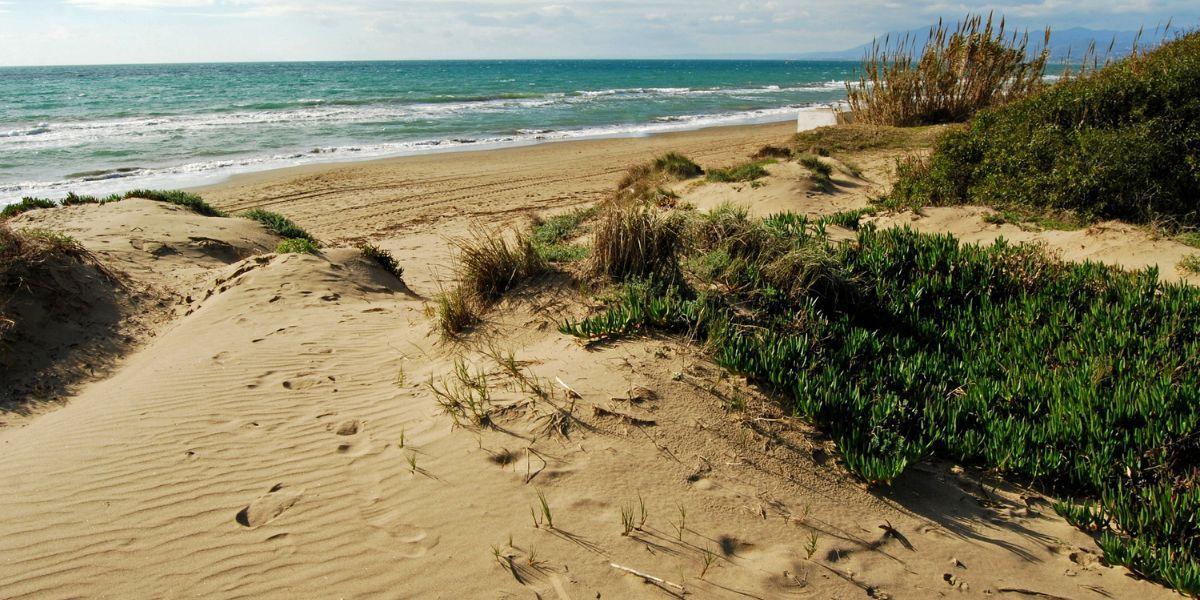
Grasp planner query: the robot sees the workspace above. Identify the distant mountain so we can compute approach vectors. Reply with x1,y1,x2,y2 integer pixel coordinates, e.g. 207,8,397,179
795,26,1172,62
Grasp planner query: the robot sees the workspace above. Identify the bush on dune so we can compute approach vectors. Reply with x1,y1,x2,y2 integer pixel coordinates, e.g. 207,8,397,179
122,190,226,217
892,30,1200,226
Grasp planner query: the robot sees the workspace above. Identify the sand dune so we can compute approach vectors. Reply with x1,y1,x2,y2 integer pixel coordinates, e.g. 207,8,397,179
0,124,1190,599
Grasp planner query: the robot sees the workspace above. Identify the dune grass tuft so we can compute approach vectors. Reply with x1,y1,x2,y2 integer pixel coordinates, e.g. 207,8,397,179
591,202,682,281
435,285,478,337
1,198,59,220
845,13,1050,126
123,189,226,217
653,152,703,180
242,209,316,243
705,160,771,183
1180,254,1200,275
454,226,546,303
275,238,319,255
358,242,404,280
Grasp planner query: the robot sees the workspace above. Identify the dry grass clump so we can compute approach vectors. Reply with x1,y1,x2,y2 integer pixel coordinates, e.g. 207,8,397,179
591,203,682,281
435,225,547,337
845,13,1050,126
615,152,703,205
454,226,546,303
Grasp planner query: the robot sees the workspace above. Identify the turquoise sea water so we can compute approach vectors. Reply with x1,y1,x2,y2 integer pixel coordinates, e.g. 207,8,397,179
0,60,854,204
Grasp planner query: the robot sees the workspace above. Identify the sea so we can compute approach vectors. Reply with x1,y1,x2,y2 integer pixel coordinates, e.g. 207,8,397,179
0,60,855,205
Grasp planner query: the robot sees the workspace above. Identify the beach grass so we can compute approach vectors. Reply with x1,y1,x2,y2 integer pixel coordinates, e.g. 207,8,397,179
531,206,596,263
358,242,404,281
705,160,771,183
591,202,681,281
845,13,1050,126
562,207,1200,593
242,209,317,243
454,226,546,303
123,190,226,217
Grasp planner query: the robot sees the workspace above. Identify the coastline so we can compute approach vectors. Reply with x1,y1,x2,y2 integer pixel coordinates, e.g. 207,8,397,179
3,105,839,206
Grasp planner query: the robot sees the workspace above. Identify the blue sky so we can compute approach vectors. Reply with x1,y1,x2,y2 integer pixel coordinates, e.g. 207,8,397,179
0,0,1194,66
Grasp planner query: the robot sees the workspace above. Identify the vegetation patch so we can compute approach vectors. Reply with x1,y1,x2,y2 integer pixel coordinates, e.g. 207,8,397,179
562,207,1200,593
435,285,479,337
1,198,58,220
591,202,682,281
652,152,703,180
275,238,319,254
616,152,702,205
242,209,317,243
891,31,1200,227
1180,254,1200,275
454,226,546,303
358,242,404,281
531,206,596,263
705,160,771,183
845,14,1049,126
122,190,226,217
799,155,834,191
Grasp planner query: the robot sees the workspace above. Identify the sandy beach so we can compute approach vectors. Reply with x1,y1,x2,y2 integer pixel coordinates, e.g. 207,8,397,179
0,120,1195,599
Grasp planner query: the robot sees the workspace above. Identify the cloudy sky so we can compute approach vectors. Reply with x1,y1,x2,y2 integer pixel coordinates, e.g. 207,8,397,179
0,0,1193,66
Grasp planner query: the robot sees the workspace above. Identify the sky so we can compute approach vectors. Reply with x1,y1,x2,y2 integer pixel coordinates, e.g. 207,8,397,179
0,0,1194,66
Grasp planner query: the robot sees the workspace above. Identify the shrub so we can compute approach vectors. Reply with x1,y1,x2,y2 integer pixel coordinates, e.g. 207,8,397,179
358,242,403,280
1,225,96,338
845,14,1050,126
454,226,546,303
563,210,1200,593
1,198,58,220
123,189,226,217
891,31,1200,226
276,238,319,254
591,203,682,281
706,160,771,183
242,209,316,243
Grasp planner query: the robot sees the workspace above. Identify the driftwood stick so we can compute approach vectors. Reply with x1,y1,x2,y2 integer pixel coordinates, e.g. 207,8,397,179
609,562,685,592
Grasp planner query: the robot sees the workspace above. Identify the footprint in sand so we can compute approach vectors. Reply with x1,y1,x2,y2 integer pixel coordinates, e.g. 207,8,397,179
236,483,303,528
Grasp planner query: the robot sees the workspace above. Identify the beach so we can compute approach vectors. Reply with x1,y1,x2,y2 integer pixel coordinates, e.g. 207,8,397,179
2,114,1194,598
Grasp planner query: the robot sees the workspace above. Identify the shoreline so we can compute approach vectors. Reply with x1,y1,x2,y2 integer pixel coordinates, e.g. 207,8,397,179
195,119,808,239
3,106,838,206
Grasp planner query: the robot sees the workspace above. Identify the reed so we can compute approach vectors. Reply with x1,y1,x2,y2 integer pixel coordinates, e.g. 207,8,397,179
845,14,1049,126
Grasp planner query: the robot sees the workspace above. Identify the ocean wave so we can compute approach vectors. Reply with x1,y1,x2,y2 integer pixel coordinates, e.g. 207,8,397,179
1,81,846,149
1,105,837,205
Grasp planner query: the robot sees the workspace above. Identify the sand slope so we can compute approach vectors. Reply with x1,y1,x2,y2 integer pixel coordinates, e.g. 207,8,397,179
0,192,1179,599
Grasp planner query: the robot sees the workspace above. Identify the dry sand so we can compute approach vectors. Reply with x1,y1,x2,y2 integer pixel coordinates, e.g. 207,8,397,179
1,123,1193,599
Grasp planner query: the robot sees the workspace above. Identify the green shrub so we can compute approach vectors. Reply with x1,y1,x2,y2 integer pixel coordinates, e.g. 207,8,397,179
358,242,403,280
276,238,319,254
242,209,316,242
124,189,226,217
1,198,58,220
563,211,1200,593
891,31,1200,226
706,160,770,183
